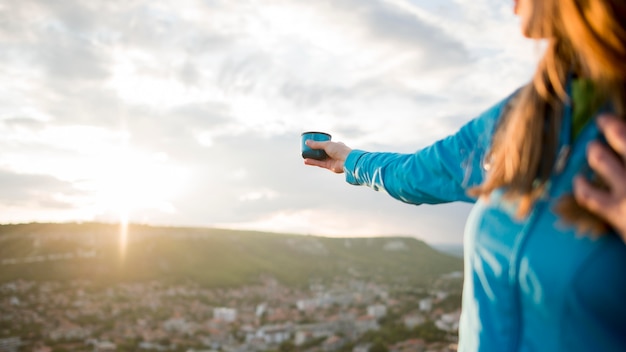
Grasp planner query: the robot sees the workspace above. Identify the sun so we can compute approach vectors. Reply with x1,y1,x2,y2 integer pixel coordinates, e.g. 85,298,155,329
93,154,176,215
84,145,188,257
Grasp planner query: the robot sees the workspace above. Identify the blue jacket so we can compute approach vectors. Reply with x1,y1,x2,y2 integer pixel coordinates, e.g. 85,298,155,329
343,87,626,351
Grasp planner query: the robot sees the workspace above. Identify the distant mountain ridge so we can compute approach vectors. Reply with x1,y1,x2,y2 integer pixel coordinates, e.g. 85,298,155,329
432,244,464,258
0,222,462,288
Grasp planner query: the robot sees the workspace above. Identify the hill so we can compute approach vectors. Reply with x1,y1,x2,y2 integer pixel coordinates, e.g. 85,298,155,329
0,222,462,288
432,244,464,258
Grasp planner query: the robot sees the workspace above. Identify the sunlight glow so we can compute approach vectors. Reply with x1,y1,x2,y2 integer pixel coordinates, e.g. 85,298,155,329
86,147,186,223
0,124,188,226
85,144,187,258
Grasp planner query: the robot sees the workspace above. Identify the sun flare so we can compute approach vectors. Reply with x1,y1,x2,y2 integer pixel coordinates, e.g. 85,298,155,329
99,154,183,213
77,144,188,256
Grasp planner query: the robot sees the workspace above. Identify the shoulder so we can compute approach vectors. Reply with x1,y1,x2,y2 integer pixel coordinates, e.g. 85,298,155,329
474,86,524,129
450,86,524,146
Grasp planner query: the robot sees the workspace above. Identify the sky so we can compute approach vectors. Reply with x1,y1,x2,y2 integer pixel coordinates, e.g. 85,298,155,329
0,0,543,244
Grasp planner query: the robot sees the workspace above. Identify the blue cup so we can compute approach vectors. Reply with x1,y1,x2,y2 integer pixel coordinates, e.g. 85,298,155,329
301,132,331,160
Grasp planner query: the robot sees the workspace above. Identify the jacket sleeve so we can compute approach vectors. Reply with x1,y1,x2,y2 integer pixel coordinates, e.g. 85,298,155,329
343,95,512,205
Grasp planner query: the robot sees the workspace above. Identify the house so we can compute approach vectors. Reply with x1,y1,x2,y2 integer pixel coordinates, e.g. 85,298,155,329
32,343,52,352
294,321,338,346
249,323,292,345
163,317,196,335
213,307,237,323
93,341,117,351
435,311,461,332
403,313,426,329
138,342,168,351
255,303,266,317
419,298,433,312
388,338,426,352
48,322,91,341
0,337,21,352
296,298,318,311
354,315,379,334
366,304,387,319
240,336,269,351
435,291,449,301
322,335,345,351
352,343,372,352
425,342,457,352
294,331,314,346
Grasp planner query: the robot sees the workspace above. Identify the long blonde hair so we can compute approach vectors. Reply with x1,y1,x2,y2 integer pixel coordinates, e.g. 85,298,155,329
470,0,626,234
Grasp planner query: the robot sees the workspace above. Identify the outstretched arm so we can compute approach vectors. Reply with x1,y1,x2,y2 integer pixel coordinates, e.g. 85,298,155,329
303,94,513,206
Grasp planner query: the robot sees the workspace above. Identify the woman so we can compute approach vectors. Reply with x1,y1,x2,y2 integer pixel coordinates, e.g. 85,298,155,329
304,0,626,351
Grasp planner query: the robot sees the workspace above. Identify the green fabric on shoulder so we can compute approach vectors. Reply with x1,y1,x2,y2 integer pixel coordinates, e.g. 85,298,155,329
571,79,605,139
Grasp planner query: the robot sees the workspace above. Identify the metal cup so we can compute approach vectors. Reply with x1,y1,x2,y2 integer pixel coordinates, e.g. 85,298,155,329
301,132,331,160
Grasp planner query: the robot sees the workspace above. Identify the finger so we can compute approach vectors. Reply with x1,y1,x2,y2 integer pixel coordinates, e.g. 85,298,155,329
304,158,344,174
304,158,325,167
586,141,626,193
597,115,626,160
304,158,333,170
573,175,615,218
305,140,329,150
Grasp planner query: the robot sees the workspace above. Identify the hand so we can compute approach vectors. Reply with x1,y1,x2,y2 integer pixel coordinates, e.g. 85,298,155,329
303,140,352,174
573,115,626,240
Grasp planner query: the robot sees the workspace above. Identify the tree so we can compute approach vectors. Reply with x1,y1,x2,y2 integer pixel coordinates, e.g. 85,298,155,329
413,321,447,342
279,341,296,352
370,340,388,352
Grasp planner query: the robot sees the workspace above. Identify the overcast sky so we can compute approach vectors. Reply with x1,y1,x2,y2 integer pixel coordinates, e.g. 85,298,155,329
0,0,542,244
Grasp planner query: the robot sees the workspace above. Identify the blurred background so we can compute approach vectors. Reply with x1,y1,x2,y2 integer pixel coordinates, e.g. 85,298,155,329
0,0,542,351
0,0,540,244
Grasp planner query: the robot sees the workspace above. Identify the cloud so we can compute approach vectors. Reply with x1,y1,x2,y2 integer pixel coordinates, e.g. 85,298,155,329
0,117,47,130
1,1,112,82
0,169,82,208
350,0,470,69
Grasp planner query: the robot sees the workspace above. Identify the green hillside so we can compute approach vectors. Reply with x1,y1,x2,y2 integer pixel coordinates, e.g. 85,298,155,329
0,222,462,288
